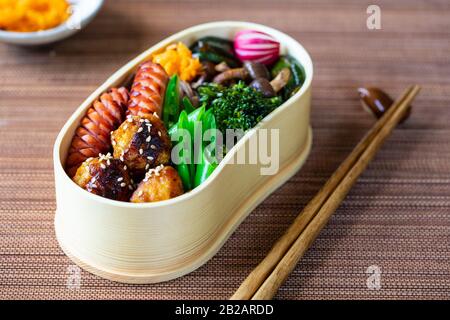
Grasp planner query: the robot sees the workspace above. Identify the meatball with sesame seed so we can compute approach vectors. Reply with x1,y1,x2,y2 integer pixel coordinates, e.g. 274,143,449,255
72,154,134,201
111,114,171,176
130,165,183,203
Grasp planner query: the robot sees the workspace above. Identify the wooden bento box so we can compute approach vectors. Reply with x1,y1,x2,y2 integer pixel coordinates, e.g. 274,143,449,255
53,21,313,284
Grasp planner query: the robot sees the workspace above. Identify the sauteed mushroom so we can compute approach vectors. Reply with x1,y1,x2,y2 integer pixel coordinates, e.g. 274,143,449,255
215,61,230,73
250,67,291,97
213,67,249,85
191,61,217,89
250,78,276,97
243,61,270,80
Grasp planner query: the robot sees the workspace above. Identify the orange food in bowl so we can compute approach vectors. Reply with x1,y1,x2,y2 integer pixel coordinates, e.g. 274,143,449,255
0,0,70,32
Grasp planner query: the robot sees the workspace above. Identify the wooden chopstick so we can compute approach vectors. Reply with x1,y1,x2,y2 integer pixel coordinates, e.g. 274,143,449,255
251,85,421,299
231,85,421,300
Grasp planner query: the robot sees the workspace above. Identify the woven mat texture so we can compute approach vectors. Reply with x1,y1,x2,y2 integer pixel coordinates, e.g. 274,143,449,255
1,0,449,300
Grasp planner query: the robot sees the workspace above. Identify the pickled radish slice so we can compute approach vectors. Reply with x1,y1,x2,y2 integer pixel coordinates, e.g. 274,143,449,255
234,30,280,65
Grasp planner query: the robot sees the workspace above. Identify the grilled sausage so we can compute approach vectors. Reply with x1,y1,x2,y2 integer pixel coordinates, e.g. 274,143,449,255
127,61,169,118
65,87,129,177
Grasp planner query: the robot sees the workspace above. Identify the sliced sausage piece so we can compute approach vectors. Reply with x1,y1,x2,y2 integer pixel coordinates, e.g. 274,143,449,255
128,61,169,118
65,87,129,177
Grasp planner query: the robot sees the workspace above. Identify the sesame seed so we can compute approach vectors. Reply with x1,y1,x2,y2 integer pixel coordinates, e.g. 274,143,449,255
100,163,106,169
112,140,116,146
138,190,143,196
130,179,134,184
145,164,150,170
140,119,145,123
158,131,162,137
120,182,126,187
137,127,143,133
153,112,159,118
120,155,124,162
150,145,156,150
117,177,123,182
91,177,96,182
124,124,128,130
144,164,164,180
127,118,133,123
147,156,154,161
107,159,111,166
139,148,143,155
128,185,133,190
124,165,127,170
144,119,150,123
146,136,151,142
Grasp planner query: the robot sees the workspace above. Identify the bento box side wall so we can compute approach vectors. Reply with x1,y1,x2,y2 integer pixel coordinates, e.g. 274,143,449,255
55,85,311,273
54,21,314,281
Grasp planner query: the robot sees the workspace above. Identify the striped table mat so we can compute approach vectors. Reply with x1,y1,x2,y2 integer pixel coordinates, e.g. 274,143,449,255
0,0,449,299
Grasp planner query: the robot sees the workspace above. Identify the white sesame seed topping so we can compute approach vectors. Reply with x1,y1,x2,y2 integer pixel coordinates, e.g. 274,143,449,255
127,118,133,123
147,156,154,161
158,131,162,137
107,159,111,166
98,152,113,163
138,190,143,196
117,177,123,182
120,155,124,162
120,182,126,187
150,145,156,150
112,140,116,146
143,164,164,181
137,127,143,133
123,124,128,130
146,136,151,142
123,165,127,170
145,164,150,170
100,163,106,169
128,185,133,190
139,148,143,155
144,119,150,123
140,119,145,123
153,112,159,118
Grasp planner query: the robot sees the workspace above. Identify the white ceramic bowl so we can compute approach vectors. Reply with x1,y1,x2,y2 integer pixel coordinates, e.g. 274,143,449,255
54,21,314,284
0,0,104,46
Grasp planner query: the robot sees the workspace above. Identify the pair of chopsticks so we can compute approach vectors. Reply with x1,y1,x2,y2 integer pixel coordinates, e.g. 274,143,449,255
231,85,421,300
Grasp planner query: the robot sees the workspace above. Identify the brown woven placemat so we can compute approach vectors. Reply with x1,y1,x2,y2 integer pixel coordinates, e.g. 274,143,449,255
1,0,449,300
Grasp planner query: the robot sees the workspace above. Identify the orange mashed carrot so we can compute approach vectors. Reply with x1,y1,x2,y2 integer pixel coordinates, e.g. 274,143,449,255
152,42,202,82
0,0,70,32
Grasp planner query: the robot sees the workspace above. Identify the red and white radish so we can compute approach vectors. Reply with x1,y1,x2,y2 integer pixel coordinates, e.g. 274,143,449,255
234,30,280,65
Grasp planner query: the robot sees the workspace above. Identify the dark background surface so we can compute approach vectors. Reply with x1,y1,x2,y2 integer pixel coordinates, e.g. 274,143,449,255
0,0,449,299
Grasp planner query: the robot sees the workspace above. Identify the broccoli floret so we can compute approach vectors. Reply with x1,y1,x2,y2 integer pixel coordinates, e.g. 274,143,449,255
197,82,282,133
